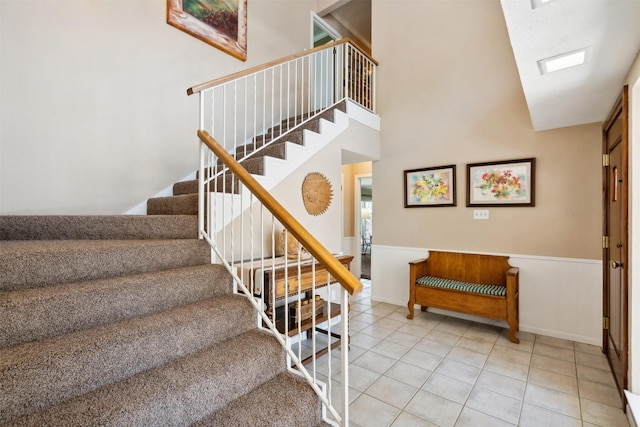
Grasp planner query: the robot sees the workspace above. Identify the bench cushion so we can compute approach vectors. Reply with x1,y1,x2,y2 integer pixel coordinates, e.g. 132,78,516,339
416,276,506,297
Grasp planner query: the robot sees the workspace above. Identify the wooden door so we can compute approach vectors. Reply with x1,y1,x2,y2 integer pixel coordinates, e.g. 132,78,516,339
603,86,629,406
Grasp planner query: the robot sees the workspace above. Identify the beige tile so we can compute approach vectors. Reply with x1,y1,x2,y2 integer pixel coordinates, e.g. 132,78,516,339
533,342,575,363
326,379,360,413
475,370,526,400
353,350,397,374
518,402,582,427
483,357,529,382
427,329,462,346
370,340,411,360
351,301,374,312
531,353,576,377
375,317,408,331
490,345,533,366
345,364,381,392
455,336,495,355
524,383,581,418
577,364,617,387
385,311,413,324
360,324,396,340
454,407,516,427
434,318,470,336
535,335,574,350
349,393,402,427
367,305,398,317
344,344,367,363
435,359,481,385
581,398,629,427
502,328,536,343
574,341,603,356
466,387,522,424
350,332,383,350
446,346,489,369
576,350,610,370
397,323,431,338
413,336,453,357
495,332,535,352
405,390,463,427
527,367,578,395
463,326,500,343
349,319,372,333
578,379,623,407
401,348,443,371
385,331,422,348
391,411,439,427
384,361,432,388
352,312,383,324
365,375,418,409
421,373,473,404
410,316,442,330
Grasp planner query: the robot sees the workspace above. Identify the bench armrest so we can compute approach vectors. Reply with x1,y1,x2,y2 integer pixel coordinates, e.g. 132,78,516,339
505,267,519,296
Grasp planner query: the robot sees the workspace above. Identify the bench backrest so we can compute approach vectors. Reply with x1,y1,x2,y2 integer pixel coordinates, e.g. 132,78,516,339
425,251,512,286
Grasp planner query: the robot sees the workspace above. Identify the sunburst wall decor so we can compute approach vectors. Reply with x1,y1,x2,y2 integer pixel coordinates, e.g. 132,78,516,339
301,172,333,216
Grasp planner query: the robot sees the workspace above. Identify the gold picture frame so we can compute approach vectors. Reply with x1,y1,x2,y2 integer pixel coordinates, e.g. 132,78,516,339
167,0,247,61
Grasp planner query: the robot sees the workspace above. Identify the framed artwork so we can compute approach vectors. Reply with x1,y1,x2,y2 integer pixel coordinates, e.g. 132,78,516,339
167,0,248,61
404,165,456,207
466,158,536,207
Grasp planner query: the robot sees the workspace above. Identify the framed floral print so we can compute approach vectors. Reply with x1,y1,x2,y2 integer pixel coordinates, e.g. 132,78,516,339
404,165,456,207
466,158,535,207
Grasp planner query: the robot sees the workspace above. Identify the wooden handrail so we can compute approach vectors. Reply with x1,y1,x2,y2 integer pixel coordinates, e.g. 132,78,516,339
198,129,363,296
187,38,378,96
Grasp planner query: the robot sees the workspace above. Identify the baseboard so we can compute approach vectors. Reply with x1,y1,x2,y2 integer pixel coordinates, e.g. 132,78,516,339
626,391,639,427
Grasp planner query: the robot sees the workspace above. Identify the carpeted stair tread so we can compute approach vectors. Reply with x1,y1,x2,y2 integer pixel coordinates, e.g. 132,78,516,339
5,329,285,426
192,371,326,427
0,215,197,240
0,294,256,424
0,239,210,291
147,193,198,215
0,264,232,348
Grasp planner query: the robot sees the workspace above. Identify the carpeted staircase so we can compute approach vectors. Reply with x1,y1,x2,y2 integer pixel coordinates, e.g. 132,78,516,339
0,109,343,426
146,102,346,216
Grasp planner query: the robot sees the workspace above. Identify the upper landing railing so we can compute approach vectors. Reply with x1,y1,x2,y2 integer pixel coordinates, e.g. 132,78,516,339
187,38,377,163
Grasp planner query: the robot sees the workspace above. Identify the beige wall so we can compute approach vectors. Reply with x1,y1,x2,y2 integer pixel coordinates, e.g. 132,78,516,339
0,0,315,214
371,0,602,260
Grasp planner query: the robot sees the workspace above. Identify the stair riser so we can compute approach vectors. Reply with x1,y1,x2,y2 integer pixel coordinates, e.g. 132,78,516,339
9,330,285,426
0,295,256,424
0,240,211,291
0,264,232,348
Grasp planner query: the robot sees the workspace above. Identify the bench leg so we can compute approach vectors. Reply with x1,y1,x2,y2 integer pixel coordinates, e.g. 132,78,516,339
508,324,519,344
420,306,427,312
407,301,414,319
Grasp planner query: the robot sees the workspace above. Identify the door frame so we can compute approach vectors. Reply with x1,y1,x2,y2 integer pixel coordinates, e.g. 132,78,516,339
354,173,372,278
603,85,629,404
311,12,342,48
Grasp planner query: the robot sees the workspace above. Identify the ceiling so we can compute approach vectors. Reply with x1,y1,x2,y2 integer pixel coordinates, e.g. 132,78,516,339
321,0,640,131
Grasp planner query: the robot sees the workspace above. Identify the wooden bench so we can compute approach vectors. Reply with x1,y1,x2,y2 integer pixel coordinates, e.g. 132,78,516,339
407,251,520,343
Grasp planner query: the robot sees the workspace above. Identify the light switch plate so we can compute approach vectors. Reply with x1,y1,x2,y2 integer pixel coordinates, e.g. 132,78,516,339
473,209,489,220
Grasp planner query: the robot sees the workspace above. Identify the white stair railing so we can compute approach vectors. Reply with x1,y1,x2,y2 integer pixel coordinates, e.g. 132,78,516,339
188,39,376,165
197,130,362,426
187,40,377,426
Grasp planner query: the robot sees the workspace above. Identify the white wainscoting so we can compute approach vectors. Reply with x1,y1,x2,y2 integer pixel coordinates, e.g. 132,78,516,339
370,245,603,345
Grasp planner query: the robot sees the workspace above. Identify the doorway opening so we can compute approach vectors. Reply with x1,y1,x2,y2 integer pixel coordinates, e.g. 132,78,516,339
359,176,372,279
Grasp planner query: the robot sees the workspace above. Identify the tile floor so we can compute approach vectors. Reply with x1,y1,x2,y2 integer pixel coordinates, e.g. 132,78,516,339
316,279,630,427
